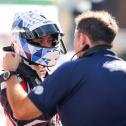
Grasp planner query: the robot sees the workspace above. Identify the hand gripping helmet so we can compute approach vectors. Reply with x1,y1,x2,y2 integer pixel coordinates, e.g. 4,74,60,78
11,11,67,67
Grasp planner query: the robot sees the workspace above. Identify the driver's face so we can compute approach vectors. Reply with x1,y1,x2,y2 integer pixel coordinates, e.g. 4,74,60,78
32,35,53,47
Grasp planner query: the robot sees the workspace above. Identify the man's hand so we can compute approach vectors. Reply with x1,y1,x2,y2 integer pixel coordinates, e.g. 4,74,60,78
3,52,20,71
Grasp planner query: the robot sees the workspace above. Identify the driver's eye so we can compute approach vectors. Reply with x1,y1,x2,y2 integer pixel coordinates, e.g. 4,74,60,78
32,37,53,47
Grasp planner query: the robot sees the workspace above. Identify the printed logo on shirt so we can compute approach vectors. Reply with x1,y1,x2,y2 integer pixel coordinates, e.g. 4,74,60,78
33,85,44,95
103,60,126,73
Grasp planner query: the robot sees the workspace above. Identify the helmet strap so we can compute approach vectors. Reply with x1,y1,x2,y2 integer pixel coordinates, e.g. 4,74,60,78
3,45,14,52
60,39,67,54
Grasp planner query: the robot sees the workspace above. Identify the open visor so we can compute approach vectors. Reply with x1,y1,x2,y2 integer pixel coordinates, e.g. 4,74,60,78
21,23,64,39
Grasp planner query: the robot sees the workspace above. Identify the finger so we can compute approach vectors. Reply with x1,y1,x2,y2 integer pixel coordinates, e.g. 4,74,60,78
14,53,20,59
3,52,15,57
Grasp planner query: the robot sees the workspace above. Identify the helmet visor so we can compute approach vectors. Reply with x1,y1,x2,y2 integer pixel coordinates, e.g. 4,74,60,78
21,24,63,39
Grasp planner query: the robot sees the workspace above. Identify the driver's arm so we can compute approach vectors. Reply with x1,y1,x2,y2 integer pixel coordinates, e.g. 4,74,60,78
6,75,42,120
3,53,42,120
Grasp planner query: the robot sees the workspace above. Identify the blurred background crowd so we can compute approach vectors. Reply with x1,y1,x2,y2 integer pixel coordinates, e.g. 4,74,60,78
0,0,126,125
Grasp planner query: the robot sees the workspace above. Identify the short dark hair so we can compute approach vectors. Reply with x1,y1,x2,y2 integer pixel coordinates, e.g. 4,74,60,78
75,10,118,45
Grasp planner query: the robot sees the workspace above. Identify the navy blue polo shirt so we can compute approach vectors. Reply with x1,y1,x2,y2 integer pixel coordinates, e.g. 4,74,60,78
28,46,126,126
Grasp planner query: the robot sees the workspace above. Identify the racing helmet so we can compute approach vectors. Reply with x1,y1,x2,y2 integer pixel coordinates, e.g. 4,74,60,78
11,10,67,67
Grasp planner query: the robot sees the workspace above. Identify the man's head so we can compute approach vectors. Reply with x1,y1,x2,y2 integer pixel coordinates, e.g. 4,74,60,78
74,10,118,57
11,10,66,67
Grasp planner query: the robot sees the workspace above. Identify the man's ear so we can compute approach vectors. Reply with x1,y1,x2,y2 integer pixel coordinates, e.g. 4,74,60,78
79,33,85,44
80,33,90,47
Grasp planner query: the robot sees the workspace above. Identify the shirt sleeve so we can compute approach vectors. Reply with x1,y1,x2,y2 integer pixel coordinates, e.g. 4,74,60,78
28,62,72,118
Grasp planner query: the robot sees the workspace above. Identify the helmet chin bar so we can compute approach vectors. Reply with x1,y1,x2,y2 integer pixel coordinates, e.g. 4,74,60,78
21,56,56,67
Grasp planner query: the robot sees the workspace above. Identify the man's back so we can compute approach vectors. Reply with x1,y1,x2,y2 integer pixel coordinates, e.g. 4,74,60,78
58,47,126,126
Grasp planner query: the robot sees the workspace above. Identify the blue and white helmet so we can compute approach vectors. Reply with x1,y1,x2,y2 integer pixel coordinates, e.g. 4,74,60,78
11,10,66,67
